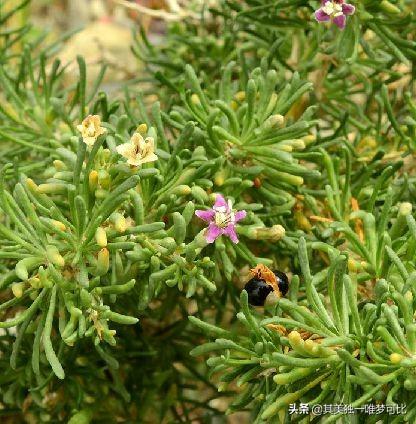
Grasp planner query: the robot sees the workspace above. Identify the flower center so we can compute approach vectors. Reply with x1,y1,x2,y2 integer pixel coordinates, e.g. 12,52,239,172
214,202,235,228
134,145,142,157
322,1,343,17
87,122,96,137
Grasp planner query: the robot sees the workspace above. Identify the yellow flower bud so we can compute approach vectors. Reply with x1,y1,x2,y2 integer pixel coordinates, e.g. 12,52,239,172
390,353,403,364
113,214,127,233
230,100,238,111
234,91,246,102
97,248,110,275
51,220,66,232
28,277,41,289
53,160,66,171
191,94,201,105
380,0,401,14
95,227,107,247
302,134,316,145
46,245,65,267
137,123,148,135
12,282,25,298
89,170,98,191
288,331,302,346
26,178,39,191
398,202,412,216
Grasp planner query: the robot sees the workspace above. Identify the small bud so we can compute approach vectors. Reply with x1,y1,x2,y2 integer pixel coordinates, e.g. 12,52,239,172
38,183,67,194
266,114,284,128
112,213,127,233
390,353,403,364
214,171,226,187
97,248,110,275
173,185,192,195
46,245,65,267
95,227,108,247
191,94,201,105
98,170,111,189
26,178,39,191
348,258,362,273
51,220,66,232
234,91,246,102
288,331,302,346
398,202,412,216
280,144,293,152
15,261,28,281
304,339,318,354
89,170,98,191
137,123,148,134
246,225,286,241
302,134,316,145
380,0,401,14
230,100,238,111
405,291,413,302
290,140,305,150
12,282,25,298
95,189,108,199
28,277,41,289
53,160,66,171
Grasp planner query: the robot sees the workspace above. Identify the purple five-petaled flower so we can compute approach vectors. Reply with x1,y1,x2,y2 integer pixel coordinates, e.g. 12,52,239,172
315,0,355,30
195,194,247,244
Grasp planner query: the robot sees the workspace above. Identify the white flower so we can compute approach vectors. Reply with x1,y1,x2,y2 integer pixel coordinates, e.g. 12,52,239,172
116,132,158,167
322,1,343,17
77,115,107,147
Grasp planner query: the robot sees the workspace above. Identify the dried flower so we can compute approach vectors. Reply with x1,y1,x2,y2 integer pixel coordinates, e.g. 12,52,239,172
116,132,158,167
77,115,107,147
195,194,246,243
315,0,355,30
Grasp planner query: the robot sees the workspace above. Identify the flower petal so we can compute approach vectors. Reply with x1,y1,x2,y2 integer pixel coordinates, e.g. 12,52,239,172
234,210,247,222
223,225,239,244
342,3,355,15
116,143,133,157
195,209,215,222
315,8,330,22
127,158,142,166
333,13,346,29
83,137,96,147
140,153,159,164
131,132,144,148
206,223,222,243
214,194,228,209
145,136,155,149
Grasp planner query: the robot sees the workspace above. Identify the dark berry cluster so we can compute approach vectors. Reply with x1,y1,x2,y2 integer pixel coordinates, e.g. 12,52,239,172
244,270,289,306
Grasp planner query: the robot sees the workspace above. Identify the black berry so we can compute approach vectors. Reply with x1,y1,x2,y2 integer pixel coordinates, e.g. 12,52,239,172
274,270,289,297
244,278,273,306
244,270,289,306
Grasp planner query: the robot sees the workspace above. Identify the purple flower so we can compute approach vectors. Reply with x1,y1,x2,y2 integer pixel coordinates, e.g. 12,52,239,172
315,0,355,30
195,194,247,244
